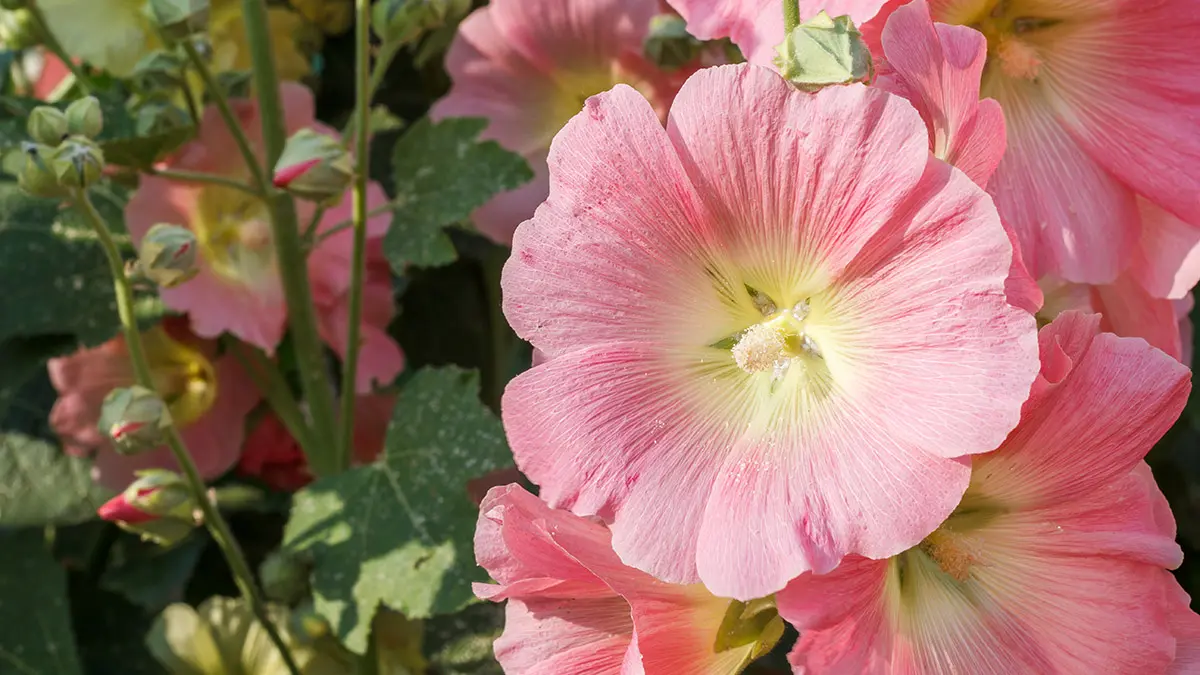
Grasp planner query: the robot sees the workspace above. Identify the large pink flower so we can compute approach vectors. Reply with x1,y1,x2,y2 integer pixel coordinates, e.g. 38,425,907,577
126,84,403,392
779,312,1195,673
475,484,783,674
668,0,1200,294
48,318,260,491
501,63,1039,599
432,0,689,244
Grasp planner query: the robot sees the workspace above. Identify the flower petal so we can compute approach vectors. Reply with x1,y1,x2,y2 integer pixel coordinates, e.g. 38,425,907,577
1131,199,1200,301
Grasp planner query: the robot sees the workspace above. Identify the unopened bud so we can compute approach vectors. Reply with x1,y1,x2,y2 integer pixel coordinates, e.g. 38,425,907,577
99,385,173,454
98,469,198,546
50,138,104,188
644,14,703,71
27,106,68,146
17,143,68,198
148,0,210,41
774,11,873,91
272,128,353,205
259,550,311,605
138,223,199,287
371,0,471,45
65,96,103,139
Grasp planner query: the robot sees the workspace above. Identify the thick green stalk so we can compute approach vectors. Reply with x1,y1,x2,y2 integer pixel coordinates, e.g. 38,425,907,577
241,0,342,475
148,167,262,196
340,40,402,143
783,0,801,33
338,0,373,466
226,339,318,455
73,191,303,675
26,1,93,94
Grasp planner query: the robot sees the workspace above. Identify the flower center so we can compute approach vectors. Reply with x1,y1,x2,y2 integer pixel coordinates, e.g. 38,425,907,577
713,597,785,665
544,64,659,148
194,184,276,286
951,0,1062,81
730,294,822,378
142,327,217,428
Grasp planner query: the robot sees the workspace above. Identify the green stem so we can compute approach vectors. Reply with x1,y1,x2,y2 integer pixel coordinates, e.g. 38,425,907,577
147,167,262,196
338,0,373,466
72,190,303,675
180,39,268,191
26,1,94,94
313,201,394,245
341,40,402,143
783,0,801,33
241,0,342,475
301,204,328,246
226,339,318,457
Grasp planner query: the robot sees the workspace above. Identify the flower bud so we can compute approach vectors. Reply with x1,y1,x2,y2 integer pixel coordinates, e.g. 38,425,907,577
148,0,210,42
774,11,873,92
98,470,198,546
65,96,103,139
644,14,703,71
27,106,69,146
137,223,199,287
99,385,173,454
259,550,311,605
272,128,353,205
17,142,68,198
50,138,105,188
371,0,471,45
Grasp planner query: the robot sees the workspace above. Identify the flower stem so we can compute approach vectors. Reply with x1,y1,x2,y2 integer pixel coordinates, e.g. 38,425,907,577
71,189,303,675
147,167,262,197
783,0,801,33
241,0,342,476
25,0,94,94
341,40,402,144
338,0,373,467
226,338,318,456
313,201,394,245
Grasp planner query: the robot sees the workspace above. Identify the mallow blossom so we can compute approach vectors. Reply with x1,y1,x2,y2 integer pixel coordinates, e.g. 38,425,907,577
433,0,690,244
475,484,783,674
501,63,1039,599
125,83,402,392
779,312,1198,673
667,0,1200,296
48,318,259,491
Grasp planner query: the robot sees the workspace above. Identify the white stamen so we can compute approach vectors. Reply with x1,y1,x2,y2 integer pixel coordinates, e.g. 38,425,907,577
732,323,789,373
791,299,811,322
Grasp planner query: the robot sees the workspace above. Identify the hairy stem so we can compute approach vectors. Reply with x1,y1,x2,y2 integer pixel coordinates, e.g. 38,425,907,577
783,0,801,33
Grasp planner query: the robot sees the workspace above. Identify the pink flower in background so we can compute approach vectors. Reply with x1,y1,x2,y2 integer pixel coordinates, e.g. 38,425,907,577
433,0,690,244
126,84,403,392
48,318,260,491
502,63,1038,599
779,312,1195,674
475,484,783,674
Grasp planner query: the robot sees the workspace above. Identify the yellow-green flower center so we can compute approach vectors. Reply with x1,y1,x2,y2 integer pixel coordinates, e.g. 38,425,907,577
194,185,276,286
945,0,1063,81
142,327,217,428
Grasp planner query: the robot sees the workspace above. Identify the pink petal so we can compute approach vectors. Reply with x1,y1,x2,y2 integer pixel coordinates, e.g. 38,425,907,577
48,338,135,459
487,0,655,75
781,555,893,673
1092,274,1185,362
1132,199,1200,301
494,597,635,675
1167,580,1200,675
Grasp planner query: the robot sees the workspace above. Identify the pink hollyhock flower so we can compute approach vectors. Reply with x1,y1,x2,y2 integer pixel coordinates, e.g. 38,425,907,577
48,318,260,491
126,84,403,392
475,483,784,674
670,0,1200,294
433,0,691,244
501,63,1039,599
779,311,1196,673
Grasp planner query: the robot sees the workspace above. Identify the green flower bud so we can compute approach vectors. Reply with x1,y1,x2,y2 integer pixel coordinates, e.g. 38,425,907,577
98,469,198,546
774,11,873,92
131,51,185,93
371,0,471,45
259,550,311,605
272,128,353,205
98,385,173,455
0,9,39,51
137,223,199,287
17,143,68,198
50,138,104,188
644,14,703,71
148,0,210,42
65,96,103,139
27,106,68,146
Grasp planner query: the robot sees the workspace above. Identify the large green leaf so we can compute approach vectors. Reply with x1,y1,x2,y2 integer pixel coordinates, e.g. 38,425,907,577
0,529,84,675
283,367,514,653
383,117,531,271
0,432,114,526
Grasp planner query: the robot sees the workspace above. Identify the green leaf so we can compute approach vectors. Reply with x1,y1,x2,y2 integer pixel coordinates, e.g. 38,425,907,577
0,529,84,675
0,432,114,526
283,367,514,653
101,534,207,611
383,117,531,271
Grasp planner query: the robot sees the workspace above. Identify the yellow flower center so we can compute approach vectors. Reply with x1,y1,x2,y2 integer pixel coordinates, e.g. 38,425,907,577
944,0,1064,81
731,298,822,377
194,185,276,287
542,66,659,149
142,327,218,428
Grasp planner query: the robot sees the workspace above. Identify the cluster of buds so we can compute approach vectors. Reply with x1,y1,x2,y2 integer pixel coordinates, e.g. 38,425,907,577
272,128,353,206
644,14,704,71
148,0,210,42
774,11,873,91
18,97,106,197
97,469,200,546
371,0,471,45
